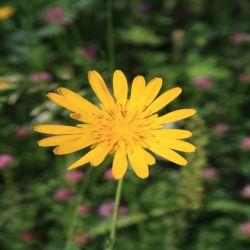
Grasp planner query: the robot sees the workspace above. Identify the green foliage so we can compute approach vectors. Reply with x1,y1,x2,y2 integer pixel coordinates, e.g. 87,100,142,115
0,0,250,249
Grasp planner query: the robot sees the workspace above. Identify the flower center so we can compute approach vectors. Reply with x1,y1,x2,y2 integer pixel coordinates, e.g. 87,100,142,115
91,103,161,149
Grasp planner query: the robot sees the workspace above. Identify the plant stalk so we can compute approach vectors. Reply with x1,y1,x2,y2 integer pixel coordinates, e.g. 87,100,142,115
105,178,123,250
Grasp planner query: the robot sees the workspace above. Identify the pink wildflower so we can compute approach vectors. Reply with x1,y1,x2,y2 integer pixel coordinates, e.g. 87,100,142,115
241,185,250,199
44,7,71,26
30,71,53,82
238,221,250,236
138,2,152,12
103,168,114,181
237,74,250,83
98,202,127,217
19,230,34,242
203,167,219,180
64,170,84,183
230,32,250,44
74,233,91,245
80,47,97,60
193,76,214,89
53,187,74,201
212,123,229,134
0,154,13,169
15,127,30,137
242,137,250,150
78,204,92,215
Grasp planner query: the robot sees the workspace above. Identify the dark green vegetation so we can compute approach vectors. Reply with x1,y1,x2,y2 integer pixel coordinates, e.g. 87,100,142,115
0,0,250,249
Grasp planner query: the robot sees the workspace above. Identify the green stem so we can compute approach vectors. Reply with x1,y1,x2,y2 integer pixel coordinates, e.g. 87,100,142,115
107,0,115,74
105,178,123,250
63,167,92,250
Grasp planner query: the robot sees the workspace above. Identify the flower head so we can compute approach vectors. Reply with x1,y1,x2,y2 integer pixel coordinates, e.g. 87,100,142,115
44,7,71,26
238,221,250,236
0,6,15,21
203,166,219,180
193,76,214,89
74,233,91,245
19,230,35,242
80,47,97,60
242,137,250,150
34,70,196,179
230,32,250,44
78,204,92,215
0,153,13,169
138,2,152,12
64,170,84,182
240,185,250,199
98,202,127,217
15,127,30,137
103,168,114,181
53,187,74,201
30,71,53,83
212,123,229,134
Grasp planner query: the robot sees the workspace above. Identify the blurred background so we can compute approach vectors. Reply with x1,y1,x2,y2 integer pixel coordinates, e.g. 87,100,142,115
0,0,250,249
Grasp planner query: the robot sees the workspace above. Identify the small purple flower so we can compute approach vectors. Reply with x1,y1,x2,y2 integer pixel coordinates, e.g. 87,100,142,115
19,230,35,242
44,7,71,26
242,137,250,150
78,204,92,215
193,76,214,89
203,167,218,180
0,154,13,169
74,233,91,245
80,47,97,60
30,71,53,83
138,2,152,12
64,170,84,183
15,127,30,137
103,168,114,181
212,123,229,134
230,32,250,44
240,185,250,199
98,202,127,217
53,187,74,201
237,74,250,83
238,221,250,236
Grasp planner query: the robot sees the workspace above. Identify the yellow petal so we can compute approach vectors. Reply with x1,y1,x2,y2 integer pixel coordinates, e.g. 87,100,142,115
38,135,79,147
144,87,182,115
157,138,196,152
136,147,156,165
90,144,111,166
88,70,114,107
128,147,149,179
113,70,128,107
57,87,100,114
149,142,187,166
139,77,162,108
69,113,96,124
47,93,82,114
53,136,93,155
67,152,93,170
157,109,196,124
152,129,192,139
34,125,83,134
112,146,128,179
129,76,146,108
67,144,109,170
47,91,96,123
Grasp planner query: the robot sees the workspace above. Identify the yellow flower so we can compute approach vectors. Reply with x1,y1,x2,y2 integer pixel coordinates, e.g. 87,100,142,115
0,6,15,21
34,70,196,179
0,81,15,90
